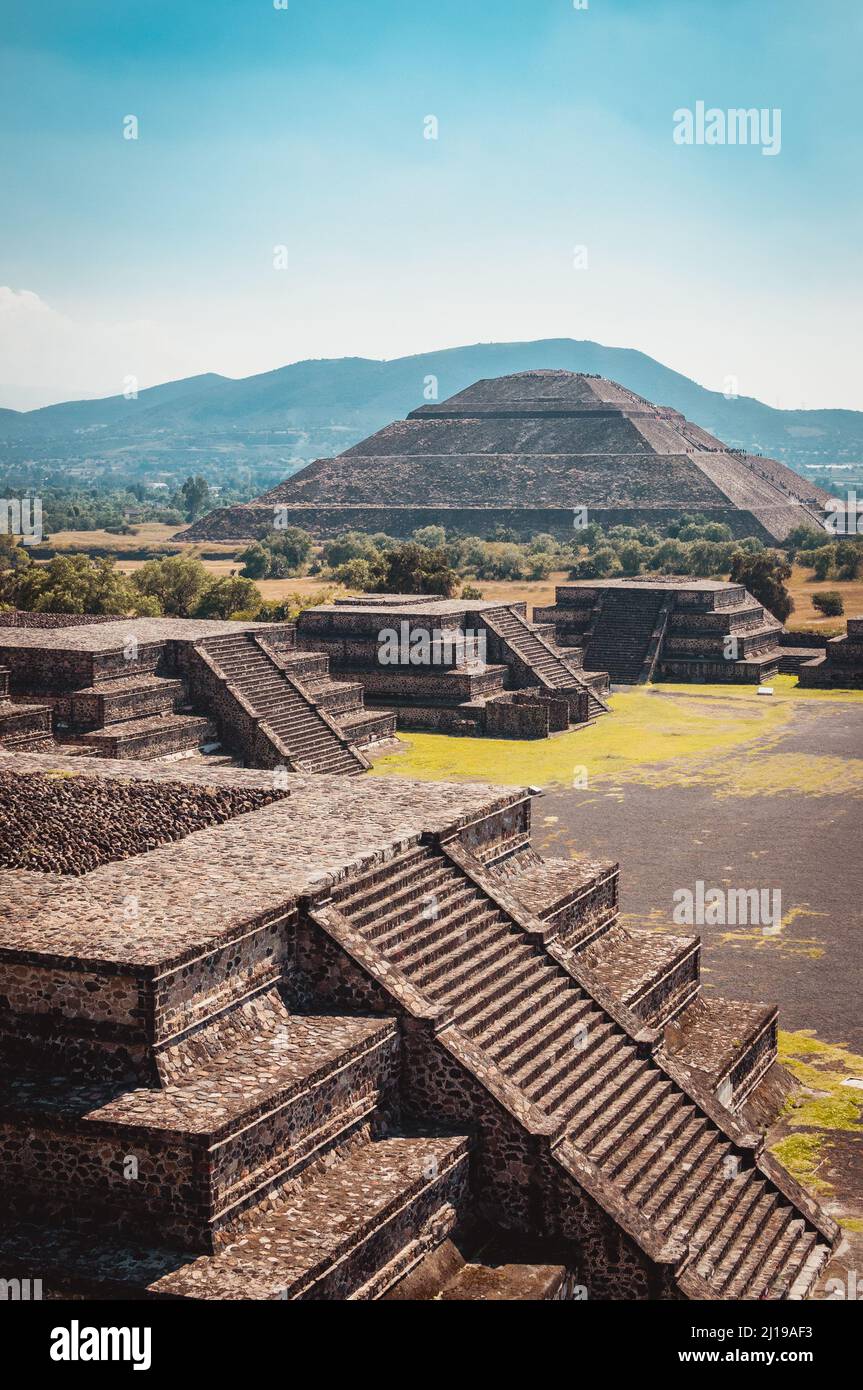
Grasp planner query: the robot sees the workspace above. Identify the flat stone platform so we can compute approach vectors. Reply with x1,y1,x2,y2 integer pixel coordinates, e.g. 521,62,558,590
0,617,277,653
0,751,522,969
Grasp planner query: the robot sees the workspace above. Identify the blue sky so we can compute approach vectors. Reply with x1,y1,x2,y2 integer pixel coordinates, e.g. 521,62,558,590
1,0,860,409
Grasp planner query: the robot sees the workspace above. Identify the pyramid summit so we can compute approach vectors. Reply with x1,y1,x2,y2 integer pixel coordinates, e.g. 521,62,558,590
186,370,830,543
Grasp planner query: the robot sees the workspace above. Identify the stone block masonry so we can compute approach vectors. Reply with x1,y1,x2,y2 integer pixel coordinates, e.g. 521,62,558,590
536,578,785,685
0,771,287,874
798,615,863,689
296,595,608,737
0,750,837,1300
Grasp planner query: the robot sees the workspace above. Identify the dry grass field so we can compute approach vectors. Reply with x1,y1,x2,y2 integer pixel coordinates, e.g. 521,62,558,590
45,523,190,552
786,563,863,634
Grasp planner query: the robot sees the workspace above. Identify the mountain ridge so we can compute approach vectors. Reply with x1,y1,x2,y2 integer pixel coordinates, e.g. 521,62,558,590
1,340,859,474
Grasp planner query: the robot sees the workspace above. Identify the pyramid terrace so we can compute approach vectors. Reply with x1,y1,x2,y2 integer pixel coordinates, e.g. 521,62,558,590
534,578,789,685
0,751,838,1299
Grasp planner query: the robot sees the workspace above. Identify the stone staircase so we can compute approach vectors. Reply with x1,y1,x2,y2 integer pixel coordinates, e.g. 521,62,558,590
538,581,786,685
310,842,834,1300
585,588,668,684
480,606,610,717
271,652,397,748
196,632,369,775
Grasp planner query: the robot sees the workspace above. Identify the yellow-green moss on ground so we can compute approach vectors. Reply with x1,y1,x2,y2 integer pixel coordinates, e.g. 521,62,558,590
372,683,863,798
768,1031,863,1207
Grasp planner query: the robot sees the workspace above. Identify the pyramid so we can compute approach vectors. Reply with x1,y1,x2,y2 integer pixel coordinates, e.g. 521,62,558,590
185,371,830,543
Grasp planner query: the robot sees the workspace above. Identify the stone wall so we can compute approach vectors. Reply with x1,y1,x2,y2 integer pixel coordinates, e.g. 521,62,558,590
188,503,777,544
0,611,123,630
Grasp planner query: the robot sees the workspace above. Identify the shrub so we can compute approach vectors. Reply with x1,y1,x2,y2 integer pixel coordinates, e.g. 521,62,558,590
383,542,459,597
131,554,213,617
334,556,388,591
411,524,446,550
238,542,270,579
786,523,834,554
617,542,644,576
834,540,862,581
812,547,836,581
812,591,844,617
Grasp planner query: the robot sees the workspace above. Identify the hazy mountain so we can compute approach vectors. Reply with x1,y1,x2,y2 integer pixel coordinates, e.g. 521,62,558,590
1,340,860,476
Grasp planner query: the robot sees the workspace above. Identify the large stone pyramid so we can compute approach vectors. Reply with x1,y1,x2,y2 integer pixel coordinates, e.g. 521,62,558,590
186,371,830,542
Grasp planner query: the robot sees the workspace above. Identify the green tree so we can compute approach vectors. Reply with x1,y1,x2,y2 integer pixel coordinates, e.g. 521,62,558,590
617,542,644,577
194,575,262,619
812,546,836,581
238,542,271,580
0,534,33,605
812,591,844,617
131,554,213,617
13,554,151,615
383,542,459,597
412,524,446,550
730,549,794,623
323,531,382,569
334,555,388,591
570,547,619,580
268,525,314,574
834,540,862,581
651,540,689,574
181,475,211,521
785,523,833,554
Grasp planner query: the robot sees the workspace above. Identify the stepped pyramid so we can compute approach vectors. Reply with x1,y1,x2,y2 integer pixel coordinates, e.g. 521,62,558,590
0,752,837,1301
186,371,830,543
0,615,396,770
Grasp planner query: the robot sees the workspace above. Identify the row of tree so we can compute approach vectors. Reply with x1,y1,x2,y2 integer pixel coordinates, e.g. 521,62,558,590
0,540,262,620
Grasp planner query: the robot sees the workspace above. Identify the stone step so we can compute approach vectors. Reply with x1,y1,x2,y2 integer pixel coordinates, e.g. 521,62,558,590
626,1114,711,1208
525,1022,619,1115
664,995,778,1112
563,1054,651,1143
639,1127,722,1224
300,677,365,715
0,1004,399,1251
70,676,186,730
715,1191,782,1293
334,707,397,745
656,1146,739,1240
344,865,460,935
552,1036,638,1128
490,992,596,1075
452,958,559,1040
603,1092,690,1188
695,1177,770,1284
428,936,537,1013
688,1171,759,1269
330,846,432,909
80,713,216,760
0,1131,470,1300
580,926,699,1028
749,1220,811,1300
385,901,504,969
585,1074,675,1163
